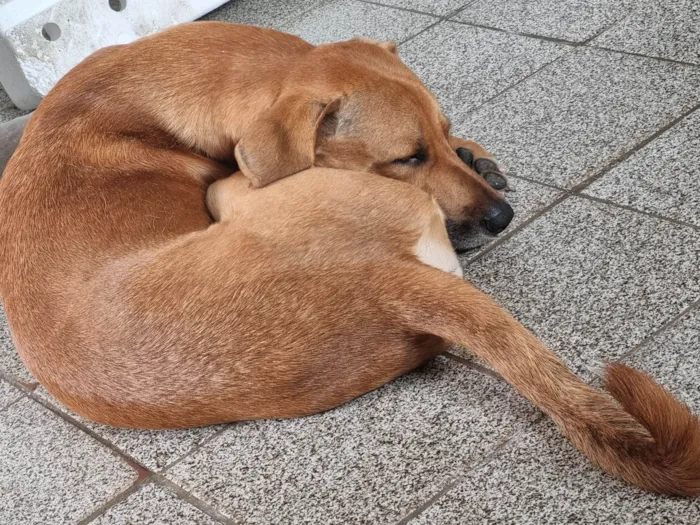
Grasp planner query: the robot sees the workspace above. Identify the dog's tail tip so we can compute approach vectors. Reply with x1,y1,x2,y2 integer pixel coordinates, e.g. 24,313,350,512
604,363,700,496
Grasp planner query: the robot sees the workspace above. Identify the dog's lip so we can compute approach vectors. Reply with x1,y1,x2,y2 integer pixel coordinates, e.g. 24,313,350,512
449,229,497,253
454,243,486,254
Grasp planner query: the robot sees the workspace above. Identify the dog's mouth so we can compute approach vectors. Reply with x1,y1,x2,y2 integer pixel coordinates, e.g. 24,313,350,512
446,221,498,254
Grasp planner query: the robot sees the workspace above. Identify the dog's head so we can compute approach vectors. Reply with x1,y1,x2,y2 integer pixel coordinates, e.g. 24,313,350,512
234,39,512,251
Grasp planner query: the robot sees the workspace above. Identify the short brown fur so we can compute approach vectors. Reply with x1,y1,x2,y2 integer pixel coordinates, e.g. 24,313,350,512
0,23,698,497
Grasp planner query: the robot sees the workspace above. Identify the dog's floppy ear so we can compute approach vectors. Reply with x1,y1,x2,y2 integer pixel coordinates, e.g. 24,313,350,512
234,96,341,188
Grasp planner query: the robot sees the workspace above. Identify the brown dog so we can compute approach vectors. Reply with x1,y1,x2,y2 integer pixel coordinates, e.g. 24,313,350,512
0,22,698,497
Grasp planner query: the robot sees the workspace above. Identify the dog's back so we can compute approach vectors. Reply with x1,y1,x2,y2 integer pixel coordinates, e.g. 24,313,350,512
0,24,312,378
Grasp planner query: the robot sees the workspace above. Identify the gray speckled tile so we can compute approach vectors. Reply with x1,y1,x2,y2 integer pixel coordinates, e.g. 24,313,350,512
201,0,329,29
593,0,700,65
0,378,22,410
454,0,633,42
455,48,700,189
166,357,538,524
0,302,36,384
0,397,136,525
35,386,223,472
453,176,563,261
0,112,31,175
93,483,219,525
370,0,470,16
279,0,437,45
624,307,700,413
453,197,700,378
413,419,700,525
497,178,564,230
585,109,700,226
400,22,567,121
0,85,30,124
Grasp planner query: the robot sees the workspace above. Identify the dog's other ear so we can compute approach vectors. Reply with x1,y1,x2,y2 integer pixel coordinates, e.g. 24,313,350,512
355,38,398,55
234,96,341,188
376,41,398,55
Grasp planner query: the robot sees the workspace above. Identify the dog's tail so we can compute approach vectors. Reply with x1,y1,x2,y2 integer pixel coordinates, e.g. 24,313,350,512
395,268,700,495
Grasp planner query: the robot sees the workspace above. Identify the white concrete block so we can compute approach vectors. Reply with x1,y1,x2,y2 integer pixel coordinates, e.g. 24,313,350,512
0,0,228,110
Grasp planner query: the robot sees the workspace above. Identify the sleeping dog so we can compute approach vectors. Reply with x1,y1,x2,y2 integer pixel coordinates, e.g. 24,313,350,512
0,23,697,496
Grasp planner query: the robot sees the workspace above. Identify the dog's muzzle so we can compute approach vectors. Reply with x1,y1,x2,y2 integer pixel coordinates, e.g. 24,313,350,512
447,200,515,253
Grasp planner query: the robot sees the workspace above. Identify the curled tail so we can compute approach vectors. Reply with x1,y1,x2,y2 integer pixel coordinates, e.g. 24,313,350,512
398,268,700,495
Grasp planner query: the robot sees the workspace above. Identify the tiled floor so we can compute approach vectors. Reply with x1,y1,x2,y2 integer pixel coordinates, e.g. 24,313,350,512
0,87,28,124
1,0,699,523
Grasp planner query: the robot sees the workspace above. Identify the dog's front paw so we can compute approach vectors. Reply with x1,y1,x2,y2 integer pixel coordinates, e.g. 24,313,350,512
451,137,509,191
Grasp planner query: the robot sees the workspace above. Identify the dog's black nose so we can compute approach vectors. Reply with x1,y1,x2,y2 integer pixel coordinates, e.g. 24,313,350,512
483,201,514,234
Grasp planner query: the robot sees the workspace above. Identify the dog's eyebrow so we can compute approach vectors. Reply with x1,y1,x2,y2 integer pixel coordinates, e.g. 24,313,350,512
415,141,429,160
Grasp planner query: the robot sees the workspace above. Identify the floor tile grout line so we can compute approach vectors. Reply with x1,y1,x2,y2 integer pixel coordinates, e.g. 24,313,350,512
614,297,700,366
416,26,698,143
467,100,700,264
443,351,504,382
463,193,570,266
10,371,235,480
438,10,700,65
447,18,579,46
396,419,544,524
464,187,699,270
450,5,633,50
398,19,443,46
459,43,699,126
506,172,568,192
570,102,700,194
457,51,571,120
0,392,26,413
395,479,463,524
0,369,38,392
509,171,700,233
395,0,483,47
77,478,150,525
25,389,154,477
80,476,235,525
504,172,700,233
586,45,700,68
576,193,700,232
435,0,485,21
577,14,627,47
0,365,230,478
153,475,238,525
159,423,232,474
507,170,700,234
2,380,231,523
295,0,339,22
271,0,338,31
353,0,442,18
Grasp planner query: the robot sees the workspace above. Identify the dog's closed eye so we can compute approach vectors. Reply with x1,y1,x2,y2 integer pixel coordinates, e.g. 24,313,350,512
393,145,427,166
393,155,424,166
